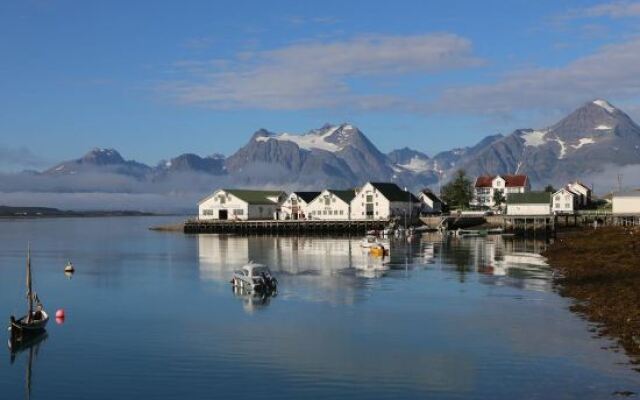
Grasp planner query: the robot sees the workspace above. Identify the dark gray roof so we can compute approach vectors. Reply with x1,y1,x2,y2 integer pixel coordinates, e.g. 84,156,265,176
369,182,420,203
292,191,321,203
327,189,356,203
507,192,551,204
420,190,442,203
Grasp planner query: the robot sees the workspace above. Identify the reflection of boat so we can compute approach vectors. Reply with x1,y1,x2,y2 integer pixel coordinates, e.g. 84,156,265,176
232,285,276,313
9,330,47,400
456,228,504,237
9,245,49,347
231,262,278,293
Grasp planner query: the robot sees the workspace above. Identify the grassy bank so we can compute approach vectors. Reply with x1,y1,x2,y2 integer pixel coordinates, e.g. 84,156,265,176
543,226,640,367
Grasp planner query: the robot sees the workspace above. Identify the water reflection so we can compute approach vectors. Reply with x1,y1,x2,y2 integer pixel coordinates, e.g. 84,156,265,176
231,286,277,314
9,331,47,400
198,233,553,305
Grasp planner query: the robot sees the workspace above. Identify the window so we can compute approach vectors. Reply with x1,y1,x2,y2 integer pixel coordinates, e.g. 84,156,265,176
366,195,373,202
332,198,336,203
219,195,226,204
565,203,570,208
325,197,331,206
203,209,214,215
555,195,561,201
555,203,560,208
340,210,344,215
323,210,327,215
234,209,244,216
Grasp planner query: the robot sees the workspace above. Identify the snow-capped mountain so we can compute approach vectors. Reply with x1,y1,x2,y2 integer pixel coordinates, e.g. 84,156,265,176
456,99,640,184
21,99,640,194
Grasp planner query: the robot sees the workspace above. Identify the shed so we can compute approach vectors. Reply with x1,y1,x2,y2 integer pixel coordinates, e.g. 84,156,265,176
506,192,551,216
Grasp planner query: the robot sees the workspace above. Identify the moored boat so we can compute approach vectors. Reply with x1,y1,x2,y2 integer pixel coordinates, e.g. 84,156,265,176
8,244,49,347
231,262,278,293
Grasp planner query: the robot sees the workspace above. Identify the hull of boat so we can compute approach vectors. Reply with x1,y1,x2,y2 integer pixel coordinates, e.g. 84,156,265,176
9,311,49,345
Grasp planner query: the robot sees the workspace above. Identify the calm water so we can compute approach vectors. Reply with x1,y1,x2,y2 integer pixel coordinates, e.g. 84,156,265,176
1,217,639,399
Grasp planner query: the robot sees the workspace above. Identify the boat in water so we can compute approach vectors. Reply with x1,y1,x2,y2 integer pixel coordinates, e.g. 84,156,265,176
231,262,278,293
8,244,49,347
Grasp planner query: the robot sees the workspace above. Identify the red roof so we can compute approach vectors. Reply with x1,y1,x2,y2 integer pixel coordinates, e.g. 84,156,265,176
475,175,528,188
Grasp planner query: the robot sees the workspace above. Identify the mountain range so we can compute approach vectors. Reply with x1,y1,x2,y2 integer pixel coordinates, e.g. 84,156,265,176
12,99,640,195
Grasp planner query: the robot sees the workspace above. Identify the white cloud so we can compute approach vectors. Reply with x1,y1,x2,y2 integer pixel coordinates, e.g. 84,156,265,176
436,36,640,115
569,1,640,19
163,33,482,111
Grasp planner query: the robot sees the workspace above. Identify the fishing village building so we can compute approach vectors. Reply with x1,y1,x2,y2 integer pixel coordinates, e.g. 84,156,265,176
198,189,287,220
350,182,421,220
417,189,444,214
552,187,579,214
306,189,356,220
506,192,552,216
472,174,530,208
280,191,321,220
566,181,592,207
612,191,640,214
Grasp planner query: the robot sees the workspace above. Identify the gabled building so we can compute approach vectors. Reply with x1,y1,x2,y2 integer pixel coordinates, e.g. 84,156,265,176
351,182,421,221
552,187,579,214
567,181,592,207
612,191,640,214
473,174,530,208
198,189,287,220
506,192,551,216
281,191,321,220
418,189,444,214
307,189,356,220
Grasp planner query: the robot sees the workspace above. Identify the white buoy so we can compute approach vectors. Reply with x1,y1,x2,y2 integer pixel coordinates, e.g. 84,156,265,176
64,261,75,274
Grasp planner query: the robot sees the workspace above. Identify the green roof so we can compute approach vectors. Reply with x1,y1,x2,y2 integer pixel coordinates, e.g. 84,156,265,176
225,189,285,205
370,182,420,203
327,189,356,203
507,192,551,204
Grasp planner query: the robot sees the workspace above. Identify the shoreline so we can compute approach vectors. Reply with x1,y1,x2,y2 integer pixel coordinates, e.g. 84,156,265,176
542,226,640,368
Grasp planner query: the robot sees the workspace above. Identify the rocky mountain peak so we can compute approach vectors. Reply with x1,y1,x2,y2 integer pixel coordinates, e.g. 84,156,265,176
82,148,125,165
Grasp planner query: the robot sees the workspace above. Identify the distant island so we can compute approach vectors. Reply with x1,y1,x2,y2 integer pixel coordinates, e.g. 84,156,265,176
0,205,157,218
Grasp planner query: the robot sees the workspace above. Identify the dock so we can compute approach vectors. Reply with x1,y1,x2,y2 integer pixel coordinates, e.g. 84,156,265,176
184,219,389,235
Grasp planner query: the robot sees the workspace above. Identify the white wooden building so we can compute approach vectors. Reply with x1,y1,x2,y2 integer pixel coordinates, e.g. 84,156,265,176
350,182,421,221
280,191,320,220
198,189,287,221
506,192,551,216
306,189,355,220
473,175,530,208
418,189,444,214
567,181,592,207
552,188,578,214
612,192,640,214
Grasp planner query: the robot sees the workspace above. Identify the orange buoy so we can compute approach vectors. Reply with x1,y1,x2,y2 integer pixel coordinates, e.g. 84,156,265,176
56,309,65,319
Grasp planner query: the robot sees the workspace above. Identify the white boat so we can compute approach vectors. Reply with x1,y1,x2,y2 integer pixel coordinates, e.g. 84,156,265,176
231,262,277,292
64,261,75,273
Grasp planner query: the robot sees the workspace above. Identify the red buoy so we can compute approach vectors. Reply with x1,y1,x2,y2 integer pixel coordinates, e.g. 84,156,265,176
56,309,65,319
56,316,65,325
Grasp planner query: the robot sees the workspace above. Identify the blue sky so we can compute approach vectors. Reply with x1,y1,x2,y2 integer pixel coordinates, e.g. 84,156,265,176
2,0,640,170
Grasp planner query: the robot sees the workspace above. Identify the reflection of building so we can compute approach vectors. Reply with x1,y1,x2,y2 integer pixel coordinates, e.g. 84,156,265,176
197,235,389,305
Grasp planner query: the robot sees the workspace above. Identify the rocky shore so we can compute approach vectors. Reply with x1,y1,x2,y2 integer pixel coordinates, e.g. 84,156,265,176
543,226,640,368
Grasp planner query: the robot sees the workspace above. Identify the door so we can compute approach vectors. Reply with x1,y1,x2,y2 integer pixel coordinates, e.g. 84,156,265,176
218,209,228,220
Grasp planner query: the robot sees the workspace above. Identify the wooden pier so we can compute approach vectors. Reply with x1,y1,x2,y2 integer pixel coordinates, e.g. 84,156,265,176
184,219,389,235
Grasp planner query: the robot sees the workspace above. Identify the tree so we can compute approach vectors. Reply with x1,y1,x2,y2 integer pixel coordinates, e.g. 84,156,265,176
492,189,506,211
441,170,473,210
544,184,556,193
